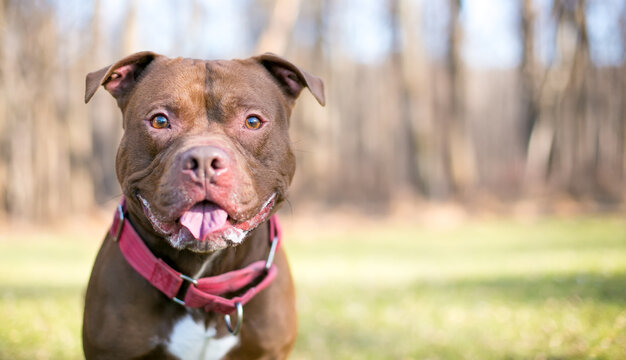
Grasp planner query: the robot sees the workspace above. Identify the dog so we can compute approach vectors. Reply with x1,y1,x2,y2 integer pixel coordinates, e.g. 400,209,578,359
82,51,324,359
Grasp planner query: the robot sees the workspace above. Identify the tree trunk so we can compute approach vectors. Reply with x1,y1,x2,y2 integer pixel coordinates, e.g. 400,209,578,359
434,0,475,199
255,0,301,54
520,0,538,147
389,0,423,196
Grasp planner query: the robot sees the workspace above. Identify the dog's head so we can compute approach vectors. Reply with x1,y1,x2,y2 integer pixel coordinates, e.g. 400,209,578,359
85,52,324,252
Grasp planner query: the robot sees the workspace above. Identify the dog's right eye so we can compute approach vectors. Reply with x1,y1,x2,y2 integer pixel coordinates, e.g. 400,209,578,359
150,114,169,129
245,116,263,130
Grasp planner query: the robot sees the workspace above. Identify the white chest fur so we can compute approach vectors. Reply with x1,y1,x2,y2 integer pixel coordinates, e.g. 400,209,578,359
167,314,239,360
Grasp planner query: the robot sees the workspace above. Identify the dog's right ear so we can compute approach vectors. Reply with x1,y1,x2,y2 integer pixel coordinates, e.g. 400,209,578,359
85,51,160,108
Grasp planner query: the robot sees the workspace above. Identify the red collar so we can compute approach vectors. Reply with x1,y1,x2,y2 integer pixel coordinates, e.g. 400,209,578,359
109,198,281,333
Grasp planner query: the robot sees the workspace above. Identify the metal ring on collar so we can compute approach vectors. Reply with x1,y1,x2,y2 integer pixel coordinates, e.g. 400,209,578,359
265,236,279,270
224,302,243,335
113,204,125,242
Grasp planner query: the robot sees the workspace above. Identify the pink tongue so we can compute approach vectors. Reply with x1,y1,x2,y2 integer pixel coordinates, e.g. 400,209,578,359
179,202,228,240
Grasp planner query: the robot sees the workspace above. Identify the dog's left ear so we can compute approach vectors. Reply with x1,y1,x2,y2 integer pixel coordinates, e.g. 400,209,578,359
256,53,325,106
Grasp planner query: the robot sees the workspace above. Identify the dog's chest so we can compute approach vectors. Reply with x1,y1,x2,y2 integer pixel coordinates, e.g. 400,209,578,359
166,314,238,360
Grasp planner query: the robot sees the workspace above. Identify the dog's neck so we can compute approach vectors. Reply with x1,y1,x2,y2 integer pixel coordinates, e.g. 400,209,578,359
125,206,270,278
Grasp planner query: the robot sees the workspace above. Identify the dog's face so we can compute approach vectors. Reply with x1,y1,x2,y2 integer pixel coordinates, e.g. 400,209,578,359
86,52,324,252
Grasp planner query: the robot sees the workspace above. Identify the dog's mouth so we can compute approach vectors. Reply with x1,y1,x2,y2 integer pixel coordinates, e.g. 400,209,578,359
136,193,276,252
179,201,229,240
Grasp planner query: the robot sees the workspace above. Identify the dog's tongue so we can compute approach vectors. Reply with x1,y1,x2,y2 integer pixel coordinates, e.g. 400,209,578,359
180,202,228,240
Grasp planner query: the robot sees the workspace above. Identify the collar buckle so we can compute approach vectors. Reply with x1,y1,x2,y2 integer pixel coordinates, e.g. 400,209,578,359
171,274,199,306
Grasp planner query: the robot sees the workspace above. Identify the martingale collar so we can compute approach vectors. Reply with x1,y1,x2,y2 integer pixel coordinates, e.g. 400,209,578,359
108,198,281,335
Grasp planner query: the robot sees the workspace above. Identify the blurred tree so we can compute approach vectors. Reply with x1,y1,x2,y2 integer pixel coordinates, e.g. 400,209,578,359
0,0,623,221
520,0,538,148
256,0,301,54
389,0,422,195
0,0,6,211
434,0,476,199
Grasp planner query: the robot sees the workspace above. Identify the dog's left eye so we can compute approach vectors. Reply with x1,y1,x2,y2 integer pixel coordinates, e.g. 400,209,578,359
150,114,169,129
245,116,262,130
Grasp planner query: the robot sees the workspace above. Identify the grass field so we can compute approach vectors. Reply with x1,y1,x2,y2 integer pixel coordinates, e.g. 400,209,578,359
0,216,625,359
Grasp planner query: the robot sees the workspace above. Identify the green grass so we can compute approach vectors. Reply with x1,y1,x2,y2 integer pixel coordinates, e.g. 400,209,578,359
0,232,98,360
1,217,625,359
287,217,626,360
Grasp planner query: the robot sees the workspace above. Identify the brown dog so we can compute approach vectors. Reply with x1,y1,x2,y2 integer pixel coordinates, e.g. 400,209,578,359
82,51,324,359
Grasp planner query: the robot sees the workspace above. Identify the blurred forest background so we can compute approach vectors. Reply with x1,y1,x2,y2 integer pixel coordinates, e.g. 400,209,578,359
1,1,625,359
0,0,624,222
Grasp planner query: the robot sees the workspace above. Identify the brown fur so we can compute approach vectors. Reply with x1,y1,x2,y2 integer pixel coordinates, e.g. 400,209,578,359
82,52,324,359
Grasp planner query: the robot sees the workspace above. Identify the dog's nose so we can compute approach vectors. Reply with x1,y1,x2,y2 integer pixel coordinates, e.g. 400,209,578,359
181,146,229,181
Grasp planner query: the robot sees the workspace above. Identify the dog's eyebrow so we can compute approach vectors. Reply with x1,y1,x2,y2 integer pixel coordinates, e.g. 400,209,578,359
141,99,178,115
219,96,273,117
236,99,270,111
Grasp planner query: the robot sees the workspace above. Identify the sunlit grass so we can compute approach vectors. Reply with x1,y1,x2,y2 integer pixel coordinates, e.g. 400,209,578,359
0,217,625,359
0,233,98,360
288,217,626,359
